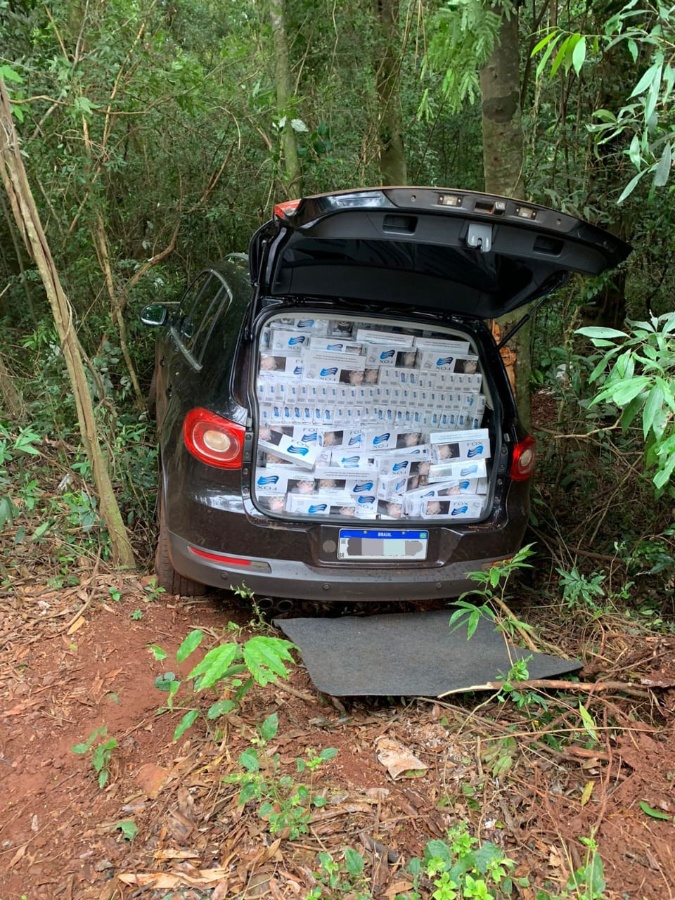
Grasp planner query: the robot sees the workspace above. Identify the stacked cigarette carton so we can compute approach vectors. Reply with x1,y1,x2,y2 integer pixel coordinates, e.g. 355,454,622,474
254,314,492,521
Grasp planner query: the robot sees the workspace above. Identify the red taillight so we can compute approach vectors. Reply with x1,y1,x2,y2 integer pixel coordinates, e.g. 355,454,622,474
510,434,536,481
273,199,301,219
183,408,245,469
188,547,252,565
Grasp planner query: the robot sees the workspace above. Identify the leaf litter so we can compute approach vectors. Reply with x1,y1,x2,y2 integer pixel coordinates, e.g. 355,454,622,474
0,570,673,898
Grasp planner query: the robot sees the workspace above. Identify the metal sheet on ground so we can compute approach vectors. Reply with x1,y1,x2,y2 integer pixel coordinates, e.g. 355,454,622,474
275,610,581,697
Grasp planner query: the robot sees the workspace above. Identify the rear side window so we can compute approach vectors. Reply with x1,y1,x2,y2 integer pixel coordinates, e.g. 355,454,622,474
177,273,227,361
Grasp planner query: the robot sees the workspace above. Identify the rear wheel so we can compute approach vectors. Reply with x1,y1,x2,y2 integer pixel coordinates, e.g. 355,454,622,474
155,492,207,597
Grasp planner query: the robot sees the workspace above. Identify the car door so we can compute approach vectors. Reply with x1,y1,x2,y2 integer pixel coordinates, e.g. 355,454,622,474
156,272,228,442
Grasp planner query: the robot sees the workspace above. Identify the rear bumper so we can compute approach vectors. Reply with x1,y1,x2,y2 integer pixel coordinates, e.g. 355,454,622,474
168,529,520,601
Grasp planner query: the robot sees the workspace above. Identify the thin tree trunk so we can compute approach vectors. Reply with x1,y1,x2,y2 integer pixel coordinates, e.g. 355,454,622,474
270,0,302,197
480,8,530,427
0,77,136,568
374,0,407,184
93,208,146,411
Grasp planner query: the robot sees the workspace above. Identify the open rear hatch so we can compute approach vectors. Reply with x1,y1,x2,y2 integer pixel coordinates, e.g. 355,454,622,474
250,187,631,318
248,188,630,534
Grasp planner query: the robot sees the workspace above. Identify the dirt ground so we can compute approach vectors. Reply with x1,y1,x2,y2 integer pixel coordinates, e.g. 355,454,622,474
1,571,674,900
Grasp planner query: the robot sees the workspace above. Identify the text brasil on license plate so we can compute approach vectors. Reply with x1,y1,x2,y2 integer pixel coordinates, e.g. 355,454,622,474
337,529,428,561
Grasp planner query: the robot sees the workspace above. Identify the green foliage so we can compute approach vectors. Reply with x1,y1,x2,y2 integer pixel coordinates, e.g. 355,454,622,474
532,1,675,200
449,544,535,641
399,823,517,900
152,629,296,741
421,1,515,116
71,726,118,788
225,712,337,841
116,819,139,841
306,848,368,898
557,567,607,612
577,313,675,494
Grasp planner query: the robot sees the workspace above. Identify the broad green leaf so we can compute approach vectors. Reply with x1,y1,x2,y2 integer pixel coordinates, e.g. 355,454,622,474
207,698,237,718
147,644,167,661
242,636,295,686
576,326,627,340
473,841,509,874
467,609,481,640
424,839,454,868
531,30,560,56
628,133,642,169
116,819,139,840
344,848,365,876
188,642,241,689
173,709,199,741
0,65,23,83
535,34,561,80
639,800,672,820
176,629,203,663
600,376,651,406
630,59,663,98
239,748,260,772
643,384,665,438
549,37,572,79
572,36,587,75
260,711,279,742
653,141,672,187
319,747,338,761
618,170,646,203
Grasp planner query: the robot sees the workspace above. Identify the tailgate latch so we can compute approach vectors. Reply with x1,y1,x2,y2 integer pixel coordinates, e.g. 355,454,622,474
466,223,493,253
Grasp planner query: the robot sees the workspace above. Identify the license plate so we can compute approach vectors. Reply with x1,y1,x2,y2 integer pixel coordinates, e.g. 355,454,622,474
337,529,428,561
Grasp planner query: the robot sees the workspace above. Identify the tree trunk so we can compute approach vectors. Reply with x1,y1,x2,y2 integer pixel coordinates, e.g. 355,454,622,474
0,77,136,569
480,9,524,198
374,0,407,184
480,8,530,427
270,0,303,197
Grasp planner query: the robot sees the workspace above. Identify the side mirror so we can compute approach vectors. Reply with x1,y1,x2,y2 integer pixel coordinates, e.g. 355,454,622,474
140,304,168,327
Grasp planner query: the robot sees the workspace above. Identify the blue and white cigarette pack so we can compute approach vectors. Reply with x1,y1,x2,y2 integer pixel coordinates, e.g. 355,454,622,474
419,496,485,519
258,431,321,468
269,329,311,353
430,428,491,462
313,465,378,497
427,458,488,481
309,338,363,354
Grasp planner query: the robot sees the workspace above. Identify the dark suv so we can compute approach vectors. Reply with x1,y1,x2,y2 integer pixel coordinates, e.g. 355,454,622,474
142,187,629,600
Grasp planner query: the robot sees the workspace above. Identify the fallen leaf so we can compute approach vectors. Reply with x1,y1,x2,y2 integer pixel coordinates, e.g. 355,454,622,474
119,868,230,888
67,616,86,635
212,881,231,900
580,781,594,807
8,844,27,869
376,737,427,780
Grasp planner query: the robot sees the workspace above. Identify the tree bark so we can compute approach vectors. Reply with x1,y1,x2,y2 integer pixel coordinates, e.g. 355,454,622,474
0,76,136,569
480,9,524,198
374,0,407,185
270,0,303,197
480,8,530,427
